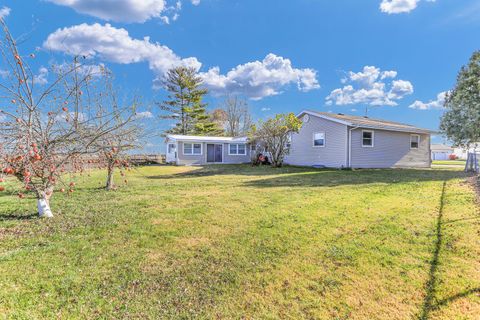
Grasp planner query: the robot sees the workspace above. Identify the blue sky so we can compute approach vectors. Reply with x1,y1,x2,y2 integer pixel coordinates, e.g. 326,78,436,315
1,0,479,151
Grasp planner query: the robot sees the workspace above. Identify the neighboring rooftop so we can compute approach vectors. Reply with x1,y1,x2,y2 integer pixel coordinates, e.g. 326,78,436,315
431,144,453,151
166,134,248,143
299,110,435,134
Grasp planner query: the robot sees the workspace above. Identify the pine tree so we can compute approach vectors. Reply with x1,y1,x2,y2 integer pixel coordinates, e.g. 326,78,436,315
158,66,220,135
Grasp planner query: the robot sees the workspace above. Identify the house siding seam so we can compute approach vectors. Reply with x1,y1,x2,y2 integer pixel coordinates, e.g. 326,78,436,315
284,115,348,168
350,128,431,168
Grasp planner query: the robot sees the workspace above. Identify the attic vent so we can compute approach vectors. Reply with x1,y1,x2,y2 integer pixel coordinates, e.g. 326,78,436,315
337,113,344,116
363,116,369,118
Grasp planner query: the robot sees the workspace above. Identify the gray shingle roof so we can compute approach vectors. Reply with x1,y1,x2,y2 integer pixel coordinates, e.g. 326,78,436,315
301,110,435,134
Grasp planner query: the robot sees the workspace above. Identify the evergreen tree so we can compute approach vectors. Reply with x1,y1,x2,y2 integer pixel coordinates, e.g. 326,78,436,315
158,66,219,135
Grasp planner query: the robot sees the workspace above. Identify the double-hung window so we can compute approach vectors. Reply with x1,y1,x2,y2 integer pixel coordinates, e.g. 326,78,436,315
362,130,374,147
183,143,202,155
410,134,420,149
313,132,325,147
229,144,246,155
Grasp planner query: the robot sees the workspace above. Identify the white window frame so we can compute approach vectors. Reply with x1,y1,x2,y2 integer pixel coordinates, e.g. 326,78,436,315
410,134,420,149
183,142,202,155
313,132,326,148
362,130,374,148
228,143,247,155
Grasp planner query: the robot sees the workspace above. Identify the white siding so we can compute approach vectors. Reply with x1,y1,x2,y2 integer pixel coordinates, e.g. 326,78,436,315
350,129,431,168
285,115,348,168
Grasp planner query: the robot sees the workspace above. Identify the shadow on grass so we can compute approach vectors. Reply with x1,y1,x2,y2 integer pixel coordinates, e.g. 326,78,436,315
419,181,480,319
147,165,467,187
0,213,37,221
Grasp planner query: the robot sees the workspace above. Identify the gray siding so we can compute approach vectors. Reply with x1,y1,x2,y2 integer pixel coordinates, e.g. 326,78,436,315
350,128,431,168
177,141,251,165
285,115,348,168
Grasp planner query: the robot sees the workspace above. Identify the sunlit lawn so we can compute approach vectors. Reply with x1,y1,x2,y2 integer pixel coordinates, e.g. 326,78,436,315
1,165,479,319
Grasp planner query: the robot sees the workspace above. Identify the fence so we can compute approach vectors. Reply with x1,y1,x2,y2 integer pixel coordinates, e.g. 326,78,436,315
129,154,165,165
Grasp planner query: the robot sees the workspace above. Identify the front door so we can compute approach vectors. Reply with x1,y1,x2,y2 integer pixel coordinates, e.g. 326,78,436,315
207,144,223,163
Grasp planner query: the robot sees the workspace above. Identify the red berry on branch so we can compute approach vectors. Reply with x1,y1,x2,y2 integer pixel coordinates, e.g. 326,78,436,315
0,186,5,192
62,107,68,112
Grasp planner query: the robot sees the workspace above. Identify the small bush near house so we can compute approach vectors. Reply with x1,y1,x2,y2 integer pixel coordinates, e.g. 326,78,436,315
449,154,458,160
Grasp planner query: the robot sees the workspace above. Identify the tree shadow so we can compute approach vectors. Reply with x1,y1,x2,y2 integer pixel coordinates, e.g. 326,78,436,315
419,181,480,319
242,169,466,188
0,212,38,221
146,165,467,187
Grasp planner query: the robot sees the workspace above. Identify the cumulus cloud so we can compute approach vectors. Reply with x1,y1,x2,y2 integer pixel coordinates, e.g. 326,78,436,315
43,23,201,77
409,91,447,110
326,66,413,106
261,107,271,112
200,54,320,100
43,24,318,100
34,67,49,85
0,6,10,19
134,111,154,119
380,0,436,14
45,0,169,23
191,0,200,5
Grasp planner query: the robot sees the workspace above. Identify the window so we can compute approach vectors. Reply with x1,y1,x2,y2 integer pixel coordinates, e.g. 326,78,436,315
313,132,325,147
410,134,420,149
362,130,374,147
183,143,202,155
229,143,247,155
168,144,176,153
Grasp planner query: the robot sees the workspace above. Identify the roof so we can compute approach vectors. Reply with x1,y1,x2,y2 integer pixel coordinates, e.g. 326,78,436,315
298,110,435,134
166,134,248,143
431,144,453,152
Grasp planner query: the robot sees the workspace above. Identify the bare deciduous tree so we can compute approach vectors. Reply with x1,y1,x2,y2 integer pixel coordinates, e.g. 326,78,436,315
220,96,252,137
0,19,137,217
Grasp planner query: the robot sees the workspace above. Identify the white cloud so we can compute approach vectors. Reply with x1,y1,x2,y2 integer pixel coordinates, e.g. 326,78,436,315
43,23,201,80
326,66,413,106
200,53,320,100
0,69,8,78
46,0,168,23
0,6,10,19
191,0,200,5
43,24,318,100
380,0,436,14
261,107,271,112
134,111,154,119
409,91,447,110
34,67,49,85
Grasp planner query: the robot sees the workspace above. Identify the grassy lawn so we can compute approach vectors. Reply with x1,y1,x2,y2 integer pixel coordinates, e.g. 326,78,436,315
1,165,479,319
432,160,467,166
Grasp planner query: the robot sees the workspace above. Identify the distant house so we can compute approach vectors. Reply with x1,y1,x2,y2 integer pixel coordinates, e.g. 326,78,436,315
453,144,480,160
165,135,251,165
284,110,434,168
431,144,454,160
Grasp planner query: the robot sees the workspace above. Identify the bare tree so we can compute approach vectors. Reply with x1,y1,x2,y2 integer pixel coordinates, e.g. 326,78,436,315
220,96,252,137
0,19,136,217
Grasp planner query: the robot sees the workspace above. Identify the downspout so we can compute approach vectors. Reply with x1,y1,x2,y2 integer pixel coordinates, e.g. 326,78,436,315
348,126,360,168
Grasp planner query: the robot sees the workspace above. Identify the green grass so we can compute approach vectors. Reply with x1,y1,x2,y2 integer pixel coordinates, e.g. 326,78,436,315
432,160,466,166
1,165,479,319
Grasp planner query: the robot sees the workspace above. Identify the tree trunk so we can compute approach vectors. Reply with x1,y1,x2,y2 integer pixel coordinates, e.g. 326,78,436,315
106,162,115,190
37,190,53,218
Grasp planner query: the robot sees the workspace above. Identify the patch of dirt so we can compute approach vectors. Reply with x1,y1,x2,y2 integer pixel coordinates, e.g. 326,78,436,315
176,237,210,248
467,175,480,204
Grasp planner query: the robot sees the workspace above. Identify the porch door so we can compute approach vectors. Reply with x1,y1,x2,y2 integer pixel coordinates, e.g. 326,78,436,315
207,144,223,163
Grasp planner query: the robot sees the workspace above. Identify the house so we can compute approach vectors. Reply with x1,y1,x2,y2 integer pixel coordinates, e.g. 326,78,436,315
284,110,434,168
165,135,251,165
431,144,454,160
453,144,480,160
